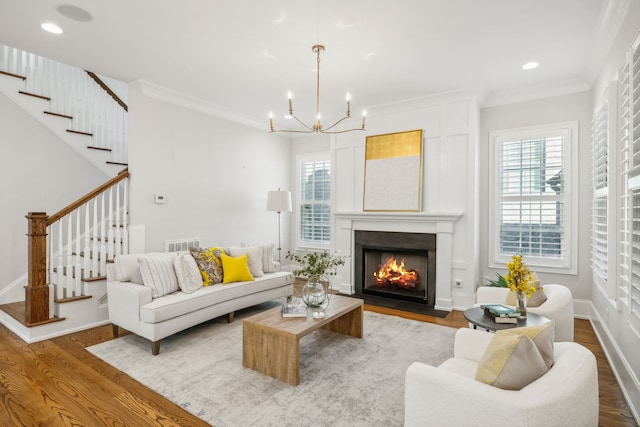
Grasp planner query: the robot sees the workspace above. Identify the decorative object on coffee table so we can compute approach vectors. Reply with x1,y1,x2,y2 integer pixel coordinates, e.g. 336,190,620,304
286,250,346,319
504,254,536,317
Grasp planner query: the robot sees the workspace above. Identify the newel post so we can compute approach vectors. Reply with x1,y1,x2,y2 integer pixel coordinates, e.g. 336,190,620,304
25,212,49,325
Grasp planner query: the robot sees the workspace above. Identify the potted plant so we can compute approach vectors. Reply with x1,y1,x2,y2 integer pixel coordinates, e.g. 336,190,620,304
286,250,346,318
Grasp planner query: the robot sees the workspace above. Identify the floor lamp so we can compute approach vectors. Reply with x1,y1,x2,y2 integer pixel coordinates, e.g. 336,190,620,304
266,189,292,263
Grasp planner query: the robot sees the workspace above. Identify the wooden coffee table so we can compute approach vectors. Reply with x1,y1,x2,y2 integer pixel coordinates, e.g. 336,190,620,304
242,294,363,385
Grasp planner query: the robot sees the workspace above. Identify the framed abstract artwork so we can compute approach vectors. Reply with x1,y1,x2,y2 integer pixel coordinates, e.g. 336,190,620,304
363,129,423,211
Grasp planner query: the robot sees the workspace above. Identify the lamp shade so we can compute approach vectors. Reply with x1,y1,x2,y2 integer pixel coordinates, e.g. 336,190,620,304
266,190,292,212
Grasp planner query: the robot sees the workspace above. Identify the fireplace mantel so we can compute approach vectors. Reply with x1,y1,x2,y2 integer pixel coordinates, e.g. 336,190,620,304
333,211,463,311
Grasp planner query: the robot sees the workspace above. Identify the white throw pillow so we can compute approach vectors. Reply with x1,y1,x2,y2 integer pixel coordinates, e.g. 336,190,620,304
138,253,179,298
241,242,276,273
174,253,203,293
227,246,264,277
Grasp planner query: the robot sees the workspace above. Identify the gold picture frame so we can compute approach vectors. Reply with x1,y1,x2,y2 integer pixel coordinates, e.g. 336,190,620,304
363,129,423,211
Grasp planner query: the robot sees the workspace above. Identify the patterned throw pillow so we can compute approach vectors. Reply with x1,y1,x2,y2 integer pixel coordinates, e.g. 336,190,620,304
189,247,224,286
174,253,203,293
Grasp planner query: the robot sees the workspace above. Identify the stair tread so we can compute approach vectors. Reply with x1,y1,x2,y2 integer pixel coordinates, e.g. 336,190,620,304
106,161,128,166
18,90,50,101
54,295,92,304
0,301,65,327
0,70,27,80
44,111,73,120
67,129,93,136
87,146,112,152
51,266,107,281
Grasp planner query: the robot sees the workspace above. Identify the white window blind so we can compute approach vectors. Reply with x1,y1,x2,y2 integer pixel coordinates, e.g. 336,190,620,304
619,47,632,305
298,156,331,247
592,100,608,284
625,33,640,325
490,122,577,273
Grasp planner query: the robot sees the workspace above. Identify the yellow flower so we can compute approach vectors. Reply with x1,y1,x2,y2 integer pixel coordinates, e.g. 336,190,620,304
505,254,536,297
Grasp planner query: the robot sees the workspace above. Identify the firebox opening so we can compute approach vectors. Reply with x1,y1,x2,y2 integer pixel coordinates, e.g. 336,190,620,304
354,230,436,310
364,249,428,303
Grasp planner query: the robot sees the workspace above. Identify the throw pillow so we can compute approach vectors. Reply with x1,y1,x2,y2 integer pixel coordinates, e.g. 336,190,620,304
505,280,547,307
474,322,555,390
227,246,264,277
174,253,203,293
138,253,179,298
190,247,225,286
241,242,276,273
220,253,254,284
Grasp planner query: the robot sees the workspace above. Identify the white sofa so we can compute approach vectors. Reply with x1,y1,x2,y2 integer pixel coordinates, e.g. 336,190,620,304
475,284,574,342
405,328,598,427
106,252,294,355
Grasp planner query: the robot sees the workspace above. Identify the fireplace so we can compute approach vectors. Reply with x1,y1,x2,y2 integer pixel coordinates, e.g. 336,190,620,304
354,230,436,308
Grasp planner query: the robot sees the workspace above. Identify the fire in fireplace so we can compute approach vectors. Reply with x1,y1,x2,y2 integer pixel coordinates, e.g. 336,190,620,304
374,256,420,290
354,230,436,309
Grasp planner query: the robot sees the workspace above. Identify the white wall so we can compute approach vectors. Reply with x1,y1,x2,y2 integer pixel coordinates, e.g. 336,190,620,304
0,92,109,291
127,82,292,253
479,92,593,301
331,93,480,309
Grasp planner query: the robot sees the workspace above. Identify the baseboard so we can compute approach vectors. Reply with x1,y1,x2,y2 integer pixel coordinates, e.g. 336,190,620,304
589,302,640,425
572,298,592,319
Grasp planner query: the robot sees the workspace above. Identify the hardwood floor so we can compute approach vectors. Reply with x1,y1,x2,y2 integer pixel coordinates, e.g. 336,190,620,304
0,305,636,426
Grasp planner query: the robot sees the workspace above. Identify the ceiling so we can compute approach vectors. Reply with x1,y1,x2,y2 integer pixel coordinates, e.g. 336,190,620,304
0,0,628,131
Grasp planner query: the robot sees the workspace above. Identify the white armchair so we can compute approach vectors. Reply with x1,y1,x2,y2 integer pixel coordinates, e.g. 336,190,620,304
404,328,598,427
475,284,574,341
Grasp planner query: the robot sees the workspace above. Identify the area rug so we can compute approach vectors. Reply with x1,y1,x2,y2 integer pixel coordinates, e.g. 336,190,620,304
87,303,456,427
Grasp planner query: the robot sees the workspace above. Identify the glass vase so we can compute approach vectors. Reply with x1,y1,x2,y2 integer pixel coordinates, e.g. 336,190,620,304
301,275,330,319
516,290,527,317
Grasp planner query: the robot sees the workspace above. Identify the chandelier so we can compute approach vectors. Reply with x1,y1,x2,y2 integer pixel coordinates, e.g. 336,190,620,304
269,44,366,134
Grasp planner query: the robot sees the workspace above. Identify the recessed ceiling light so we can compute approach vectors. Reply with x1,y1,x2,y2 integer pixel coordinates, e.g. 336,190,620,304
41,22,63,34
522,61,539,70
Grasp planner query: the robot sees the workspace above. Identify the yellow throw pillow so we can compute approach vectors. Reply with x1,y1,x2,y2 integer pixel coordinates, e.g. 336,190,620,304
475,322,555,390
220,253,254,284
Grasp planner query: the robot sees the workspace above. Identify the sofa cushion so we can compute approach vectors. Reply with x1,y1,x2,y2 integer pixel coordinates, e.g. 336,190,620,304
241,243,276,273
139,272,294,323
227,246,264,277
475,322,554,390
113,254,144,284
174,253,203,294
190,247,225,286
221,253,254,284
138,253,179,298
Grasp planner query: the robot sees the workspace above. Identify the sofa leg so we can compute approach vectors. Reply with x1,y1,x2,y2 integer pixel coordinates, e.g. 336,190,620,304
227,312,235,323
112,324,119,338
151,341,161,355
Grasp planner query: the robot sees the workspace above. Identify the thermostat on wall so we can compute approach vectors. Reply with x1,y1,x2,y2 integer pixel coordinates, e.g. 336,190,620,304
154,194,166,204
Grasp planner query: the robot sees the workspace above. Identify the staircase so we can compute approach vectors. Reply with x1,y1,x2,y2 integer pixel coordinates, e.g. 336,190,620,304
0,45,130,342
0,44,128,177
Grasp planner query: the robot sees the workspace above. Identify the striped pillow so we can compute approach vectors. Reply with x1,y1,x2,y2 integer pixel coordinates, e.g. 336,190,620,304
138,253,179,298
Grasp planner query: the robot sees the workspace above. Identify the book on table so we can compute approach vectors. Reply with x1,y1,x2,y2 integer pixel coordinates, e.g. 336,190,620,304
282,298,308,318
480,303,520,317
484,309,518,324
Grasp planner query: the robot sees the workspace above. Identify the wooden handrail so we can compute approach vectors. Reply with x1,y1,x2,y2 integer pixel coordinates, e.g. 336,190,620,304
85,71,128,112
47,169,129,225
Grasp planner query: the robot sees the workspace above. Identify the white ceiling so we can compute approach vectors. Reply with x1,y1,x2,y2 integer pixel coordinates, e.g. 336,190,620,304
0,0,627,130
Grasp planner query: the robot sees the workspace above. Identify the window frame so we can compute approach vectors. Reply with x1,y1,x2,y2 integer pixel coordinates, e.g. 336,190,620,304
488,121,579,274
294,151,332,251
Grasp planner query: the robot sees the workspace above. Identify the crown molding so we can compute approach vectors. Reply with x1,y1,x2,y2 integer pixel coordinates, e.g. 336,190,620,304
132,79,265,131
481,79,591,108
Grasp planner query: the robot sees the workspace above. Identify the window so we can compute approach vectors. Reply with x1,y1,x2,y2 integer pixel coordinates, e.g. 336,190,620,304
296,153,331,248
489,122,578,273
592,99,609,288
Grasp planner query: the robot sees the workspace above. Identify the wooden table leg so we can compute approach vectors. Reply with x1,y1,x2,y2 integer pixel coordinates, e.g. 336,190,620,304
322,305,363,338
243,322,300,385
